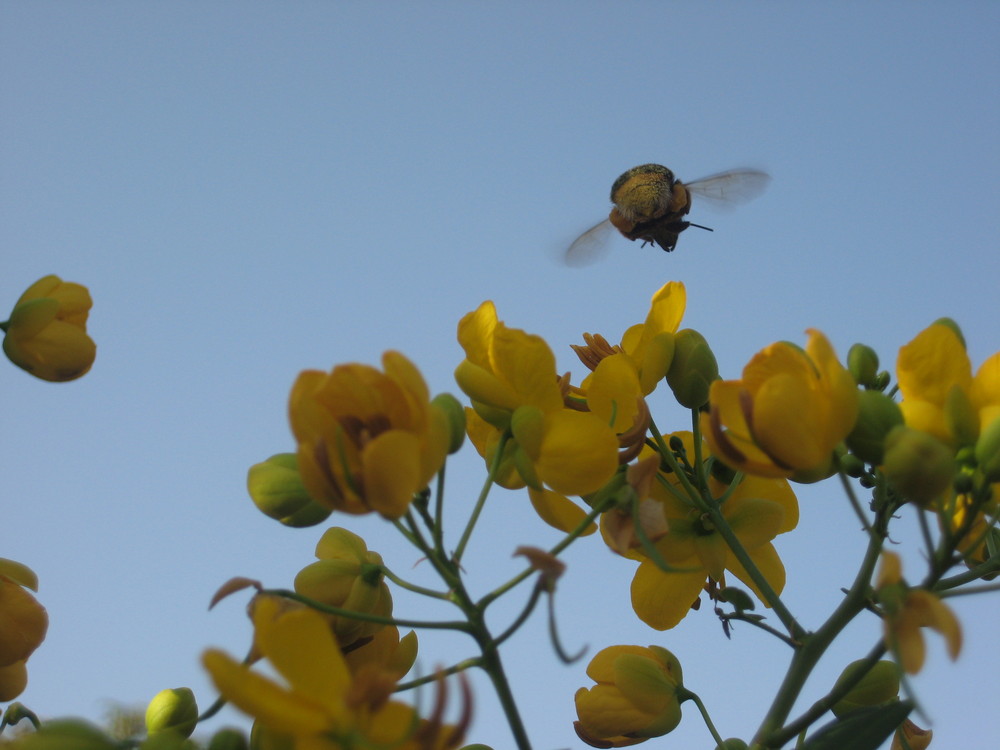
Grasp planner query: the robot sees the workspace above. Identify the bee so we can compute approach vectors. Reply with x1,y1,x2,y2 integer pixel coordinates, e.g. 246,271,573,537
564,164,771,266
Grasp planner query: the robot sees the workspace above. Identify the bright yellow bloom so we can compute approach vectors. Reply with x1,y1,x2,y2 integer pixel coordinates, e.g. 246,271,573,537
203,597,466,750
574,645,683,747
897,321,1000,446
289,351,450,520
619,281,686,395
622,435,798,630
876,551,962,674
456,301,619,532
703,329,858,479
2,275,95,382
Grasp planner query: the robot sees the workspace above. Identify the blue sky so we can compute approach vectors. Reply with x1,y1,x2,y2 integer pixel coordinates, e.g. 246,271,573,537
2,2,998,748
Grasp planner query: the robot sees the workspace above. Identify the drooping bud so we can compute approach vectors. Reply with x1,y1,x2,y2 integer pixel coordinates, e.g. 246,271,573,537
882,426,955,505
847,391,904,464
847,343,880,388
145,687,199,738
666,329,718,409
247,454,332,528
432,393,467,454
831,660,900,717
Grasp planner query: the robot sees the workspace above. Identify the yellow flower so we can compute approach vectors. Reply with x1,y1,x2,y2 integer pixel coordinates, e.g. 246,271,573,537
203,597,466,750
891,719,932,750
897,322,999,446
292,527,393,646
574,645,683,747
0,569,48,668
622,435,798,630
455,301,619,532
876,551,962,674
289,351,450,520
2,275,96,382
703,329,858,479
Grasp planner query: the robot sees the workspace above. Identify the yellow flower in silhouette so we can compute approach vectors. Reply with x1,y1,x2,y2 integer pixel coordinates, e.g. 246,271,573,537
703,329,858,479
575,645,683,747
2,275,95,382
876,551,962,674
897,321,1000,447
624,435,798,630
203,597,466,750
456,301,619,531
289,351,450,520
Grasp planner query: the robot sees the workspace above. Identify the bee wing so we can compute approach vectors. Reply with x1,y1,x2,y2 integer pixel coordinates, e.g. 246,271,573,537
685,169,771,211
564,217,617,267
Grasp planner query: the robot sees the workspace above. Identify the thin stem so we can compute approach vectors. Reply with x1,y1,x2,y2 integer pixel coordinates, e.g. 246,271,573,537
380,565,452,600
453,431,509,564
679,688,724,747
395,657,483,692
261,588,472,632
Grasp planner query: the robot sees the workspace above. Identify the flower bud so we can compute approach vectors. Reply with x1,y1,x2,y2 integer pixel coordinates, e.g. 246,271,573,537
208,728,250,750
145,687,199,738
892,719,932,750
882,426,955,505
666,329,718,409
0,576,48,666
831,660,900,717
848,343,880,388
247,454,332,528
975,416,1000,482
293,528,392,644
2,275,96,382
847,391,904,464
432,393,467,454
0,660,27,701
249,722,295,750
715,741,749,750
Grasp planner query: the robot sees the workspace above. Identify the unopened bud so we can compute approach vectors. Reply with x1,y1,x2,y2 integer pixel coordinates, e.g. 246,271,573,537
882,426,955,505
666,329,718,409
247,454,331,528
831,660,900,717
432,393,467,454
145,687,198,738
847,344,879,388
975,417,1000,482
847,391,904,464
208,728,250,750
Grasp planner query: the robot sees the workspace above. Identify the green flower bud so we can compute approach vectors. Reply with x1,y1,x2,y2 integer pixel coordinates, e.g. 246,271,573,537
882,426,955,506
249,722,294,750
715,741,749,750
9,719,118,750
247,454,332,528
831,659,900,717
666,329,718,409
847,343,879,388
975,417,1000,482
839,453,866,478
432,392,467,454
846,391,904,464
145,687,198,739
208,728,250,750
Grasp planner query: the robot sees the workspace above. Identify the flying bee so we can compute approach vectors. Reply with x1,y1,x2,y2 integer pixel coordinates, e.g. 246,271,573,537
564,164,771,267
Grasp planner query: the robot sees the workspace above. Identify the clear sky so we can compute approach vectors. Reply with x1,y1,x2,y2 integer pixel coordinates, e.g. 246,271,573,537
2,3,998,748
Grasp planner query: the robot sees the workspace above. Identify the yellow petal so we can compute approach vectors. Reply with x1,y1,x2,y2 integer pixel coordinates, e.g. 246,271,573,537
254,602,350,711
897,324,972,406
587,354,642,432
535,410,619,496
527,487,596,535
202,649,331,735
630,562,706,630
363,430,423,518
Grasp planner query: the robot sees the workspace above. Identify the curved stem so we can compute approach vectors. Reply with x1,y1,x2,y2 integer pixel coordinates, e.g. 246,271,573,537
454,431,509,564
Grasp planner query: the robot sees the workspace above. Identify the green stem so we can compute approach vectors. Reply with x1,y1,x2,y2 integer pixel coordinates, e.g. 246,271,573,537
751,518,886,747
680,688,724,747
454,431,509,564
